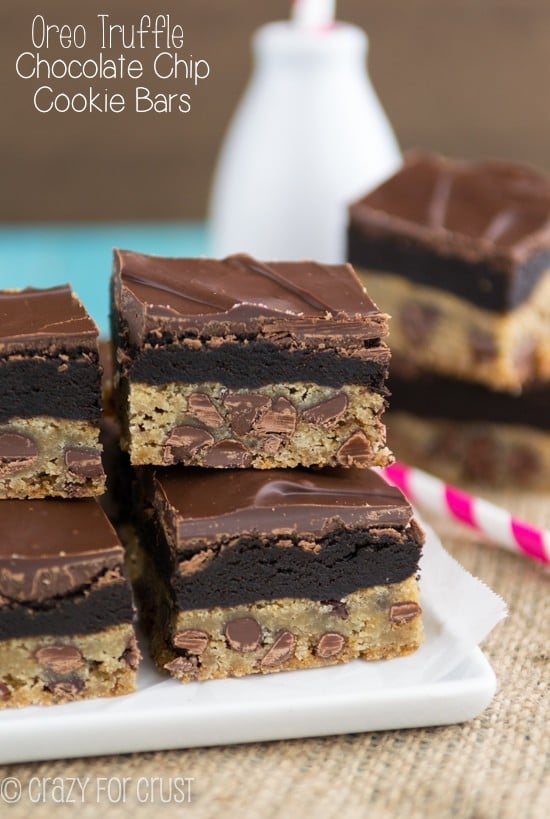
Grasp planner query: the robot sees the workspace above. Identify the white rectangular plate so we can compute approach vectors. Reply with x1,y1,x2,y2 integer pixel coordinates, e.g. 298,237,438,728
0,525,500,764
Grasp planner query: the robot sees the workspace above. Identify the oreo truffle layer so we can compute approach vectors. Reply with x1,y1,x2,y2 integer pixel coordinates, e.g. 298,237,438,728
0,499,139,708
0,286,105,498
348,152,550,391
111,250,393,469
132,467,424,682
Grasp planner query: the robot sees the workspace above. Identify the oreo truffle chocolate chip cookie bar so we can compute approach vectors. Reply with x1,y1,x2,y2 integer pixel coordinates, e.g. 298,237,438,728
0,499,139,708
0,285,105,498
131,467,424,682
348,152,550,392
111,250,392,469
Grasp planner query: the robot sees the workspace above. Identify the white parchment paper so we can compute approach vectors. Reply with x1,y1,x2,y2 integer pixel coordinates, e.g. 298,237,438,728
362,516,508,687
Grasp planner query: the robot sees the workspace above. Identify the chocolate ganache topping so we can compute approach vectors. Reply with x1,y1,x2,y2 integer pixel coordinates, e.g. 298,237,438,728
0,499,124,604
351,151,550,258
113,250,388,345
149,466,413,545
0,285,98,353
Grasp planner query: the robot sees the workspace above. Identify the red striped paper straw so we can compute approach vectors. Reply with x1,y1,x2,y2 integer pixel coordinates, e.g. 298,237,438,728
381,462,550,566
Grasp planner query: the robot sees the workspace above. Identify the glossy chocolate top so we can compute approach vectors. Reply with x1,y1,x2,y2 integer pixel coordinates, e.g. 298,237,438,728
350,152,550,261
0,499,124,604
113,250,387,345
150,466,412,545
0,285,98,354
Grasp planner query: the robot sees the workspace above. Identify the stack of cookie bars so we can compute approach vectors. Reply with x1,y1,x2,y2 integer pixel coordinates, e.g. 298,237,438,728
0,250,426,707
348,151,550,488
0,286,139,708
110,250,425,682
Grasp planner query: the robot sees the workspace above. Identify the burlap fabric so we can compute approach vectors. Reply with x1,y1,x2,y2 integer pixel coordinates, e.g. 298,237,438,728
2,487,548,819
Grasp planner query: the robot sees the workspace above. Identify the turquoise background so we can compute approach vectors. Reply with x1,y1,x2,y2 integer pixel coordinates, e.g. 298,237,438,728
0,222,209,335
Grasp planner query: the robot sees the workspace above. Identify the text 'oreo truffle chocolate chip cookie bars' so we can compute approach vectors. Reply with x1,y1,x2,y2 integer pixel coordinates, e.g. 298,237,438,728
0,285,140,709
111,249,425,682
348,151,550,487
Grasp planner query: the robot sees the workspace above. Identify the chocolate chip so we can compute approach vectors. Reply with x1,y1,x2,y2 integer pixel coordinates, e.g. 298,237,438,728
64,447,104,479
260,630,296,669
336,431,373,466
173,629,209,655
164,656,199,675
389,602,422,624
507,446,540,483
162,425,214,464
203,440,252,468
302,393,348,427
469,328,498,362
0,682,11,701
187,393,224,428
222,394,271,436
409,518,426,547
464,434,497,482
259,435,282,455
321,600,349,619
0,432,38,475
121,635,141,671
400,302,439,345
34,645,85,674
45,678,84,699
224,616,261,653
0,432,38,458
253,397,296,435
428,427,461,460
315,632,346,659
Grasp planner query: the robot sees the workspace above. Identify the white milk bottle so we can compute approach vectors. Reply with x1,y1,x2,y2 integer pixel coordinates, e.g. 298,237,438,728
209,0,401,262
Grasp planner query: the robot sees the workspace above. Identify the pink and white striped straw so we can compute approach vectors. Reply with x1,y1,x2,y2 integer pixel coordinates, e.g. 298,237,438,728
381,462,550,566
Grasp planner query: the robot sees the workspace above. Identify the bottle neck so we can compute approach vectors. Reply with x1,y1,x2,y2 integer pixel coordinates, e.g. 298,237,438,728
252,21,368,73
